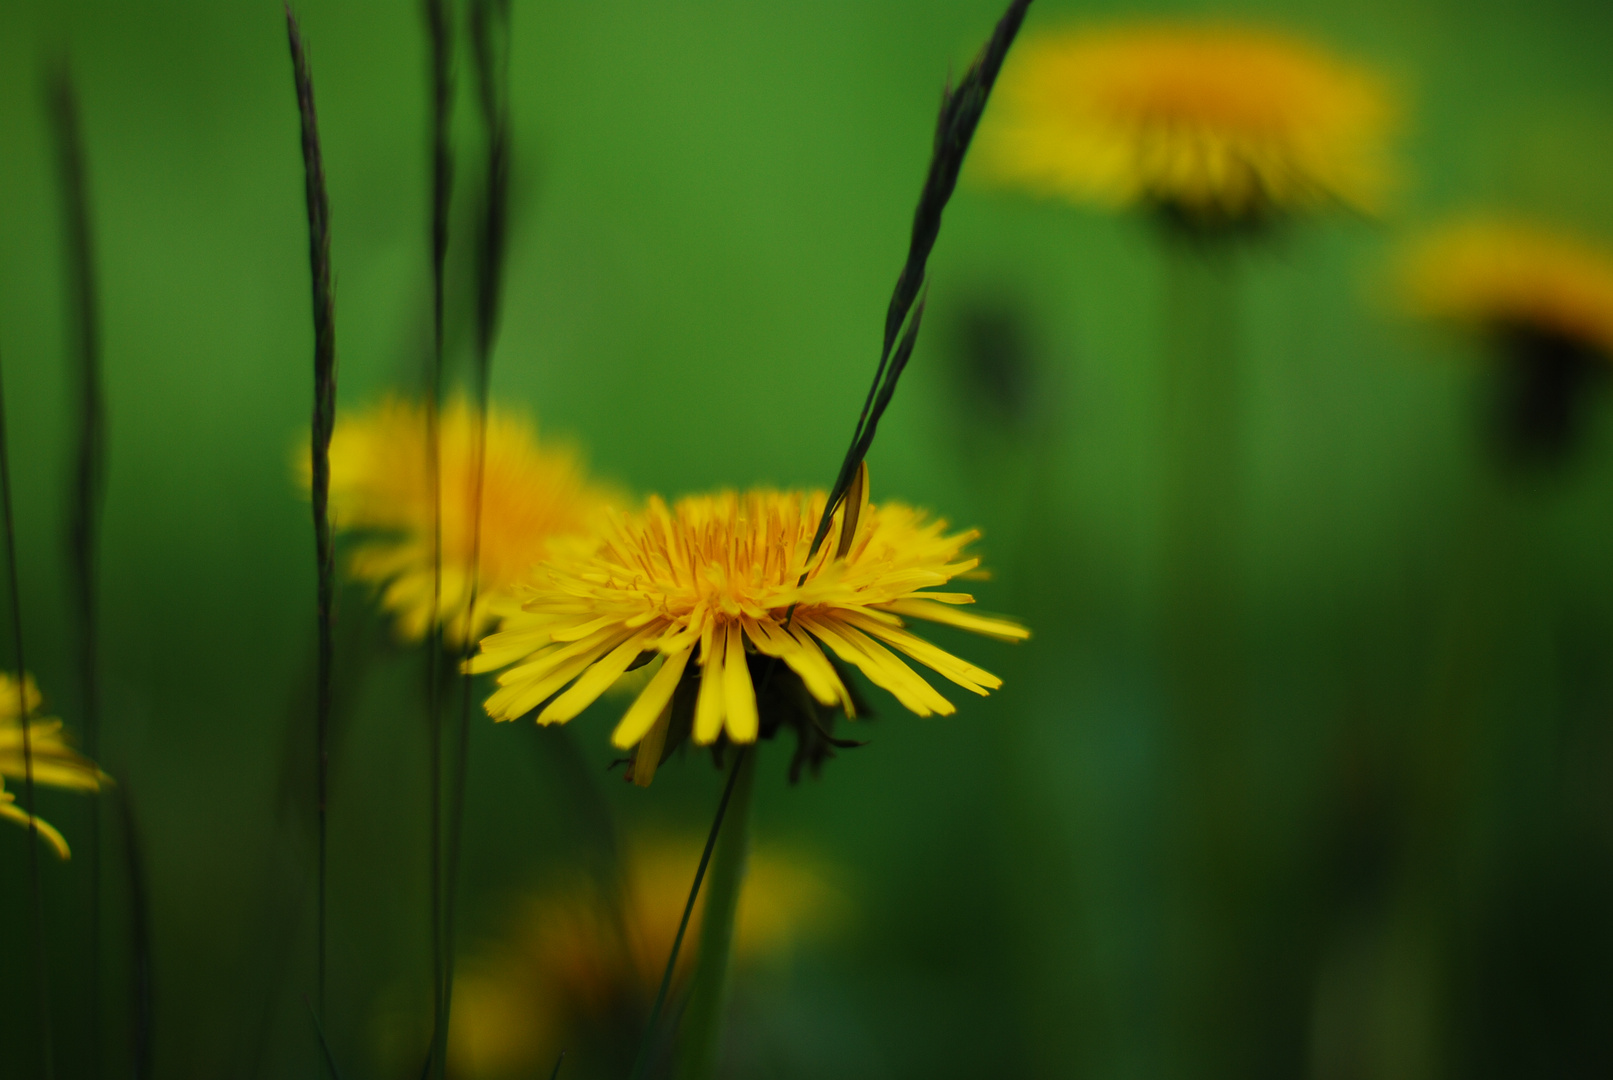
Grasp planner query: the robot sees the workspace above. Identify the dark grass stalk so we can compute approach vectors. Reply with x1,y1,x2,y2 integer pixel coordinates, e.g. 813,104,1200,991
422,1,453,1076
0,342,54,1079
40,56,109,1070
116,785,153,1080
1157,234,1250,1070
440,0,510,1055
45,61,108,1076
243,594,384,1079
549,1049,566,1079
628,747,751,1080
672,748,757,1080
806,0,1033,557
285,6,338,1035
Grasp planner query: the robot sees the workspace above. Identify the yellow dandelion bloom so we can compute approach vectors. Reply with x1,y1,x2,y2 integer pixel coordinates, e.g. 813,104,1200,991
0,672,107,859
1400,218,1613,358
470,470,1027,763
446,837,842,1077
317,396,615,645
979,22,1396,228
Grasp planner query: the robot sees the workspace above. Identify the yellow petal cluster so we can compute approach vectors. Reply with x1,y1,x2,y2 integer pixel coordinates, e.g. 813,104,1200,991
0,672,107,859
319,396,616,645
470,479,1027,749
1400,218,1613,358
979,22,1396,226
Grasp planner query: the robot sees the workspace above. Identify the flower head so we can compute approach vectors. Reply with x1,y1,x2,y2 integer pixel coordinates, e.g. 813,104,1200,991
0,672,107,859
1401,218,1613,463
1401,219,1613,359
443,838,841,1077
979,22,1396,231
470,469,1027,779
318,396,615,645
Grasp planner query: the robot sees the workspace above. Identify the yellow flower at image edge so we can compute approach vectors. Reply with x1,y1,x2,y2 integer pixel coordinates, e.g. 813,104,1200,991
1401,218,1613,359
0,672,107,859
470,470,1028,766
312,396,616,645
979,22,1396,227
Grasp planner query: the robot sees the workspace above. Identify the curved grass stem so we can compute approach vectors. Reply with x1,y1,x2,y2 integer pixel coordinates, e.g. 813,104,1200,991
673,748,757,1080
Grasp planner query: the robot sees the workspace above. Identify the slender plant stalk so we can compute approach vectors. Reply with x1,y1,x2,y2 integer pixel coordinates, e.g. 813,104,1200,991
117,785,154,1080
0,342,53,1078
1158,232,1248,1071
422,1,454,1075
628,747,751,1080
440,0,511,1053
46,61,107,1076
284,5,338,1039
807,0,1034,555
673,748,757,1080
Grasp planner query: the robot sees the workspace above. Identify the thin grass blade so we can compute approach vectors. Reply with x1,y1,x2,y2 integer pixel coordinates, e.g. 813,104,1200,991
628,747,751,1080
284,3,338,1035
441,0,512,1060
809,0,1034,556
45,57,108,1077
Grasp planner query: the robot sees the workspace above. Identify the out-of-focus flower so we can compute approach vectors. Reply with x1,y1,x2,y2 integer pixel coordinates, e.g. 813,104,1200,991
979,22,1396,231
312,396,616,645
469,469,1027,782
1401,218,1613,463
1401,219,1613,359
447,838,843,1079
0,672,107,859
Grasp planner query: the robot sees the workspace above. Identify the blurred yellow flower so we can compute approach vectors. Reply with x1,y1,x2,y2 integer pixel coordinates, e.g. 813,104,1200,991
0,672,107,859
469,472,1027,771
979,22,1396,229
316,396,616,645
448,837,843,1078
1400,218,1613,359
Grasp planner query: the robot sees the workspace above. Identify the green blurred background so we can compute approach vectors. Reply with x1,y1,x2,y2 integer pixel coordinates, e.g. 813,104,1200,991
3,0,1613,1077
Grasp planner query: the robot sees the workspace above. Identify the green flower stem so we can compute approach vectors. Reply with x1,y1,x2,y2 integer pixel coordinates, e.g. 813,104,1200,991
675,746,758,1080
1159,231,1249,1073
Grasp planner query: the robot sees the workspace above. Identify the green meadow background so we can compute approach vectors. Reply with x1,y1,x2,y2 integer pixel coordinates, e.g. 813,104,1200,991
2,0,1613,1076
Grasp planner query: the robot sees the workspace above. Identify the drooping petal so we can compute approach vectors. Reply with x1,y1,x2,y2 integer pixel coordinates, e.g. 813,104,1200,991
693,624,727,745
612,645,693,749
722,621,758,743
839,609,1001,694
0,794,69,859
630,702,673,788
801,615,955,717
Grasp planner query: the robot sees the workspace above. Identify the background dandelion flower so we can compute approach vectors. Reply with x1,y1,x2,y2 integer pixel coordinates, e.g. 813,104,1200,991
979,22,1397,230
0,672,108,858
470,473,1027,771
314,396,616,645
437,837,842,1078
1401,218,1613,359
1401,217,1613,462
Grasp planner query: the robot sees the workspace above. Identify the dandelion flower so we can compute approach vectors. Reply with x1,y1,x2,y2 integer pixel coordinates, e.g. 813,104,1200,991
1402,218,1613,462
316,396,615,645
445,837,841,1077
0,672,107,859
470,468,1027,780
979,22,1396,230
1402,219,1613,359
